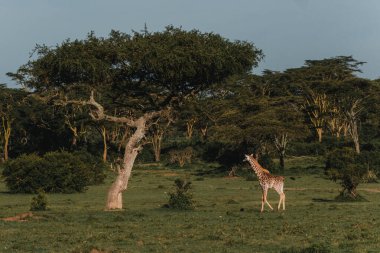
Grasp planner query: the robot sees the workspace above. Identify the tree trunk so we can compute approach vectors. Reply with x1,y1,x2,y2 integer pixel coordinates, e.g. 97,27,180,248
71,136,77,146
279,154,285,171
2,117,11,161
105,118,146,210
349,121,360,154
186,118,197,140
274,133,288,171
316,128,323,143
353,136,360,154
4,134,10,161
101,126,108,162
151,129,163,162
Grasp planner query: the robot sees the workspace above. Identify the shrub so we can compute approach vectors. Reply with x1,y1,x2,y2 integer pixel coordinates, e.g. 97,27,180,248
166,178,194,210
325,148,367,198
72,150,107,185
30,190,48,211
2,151,106,193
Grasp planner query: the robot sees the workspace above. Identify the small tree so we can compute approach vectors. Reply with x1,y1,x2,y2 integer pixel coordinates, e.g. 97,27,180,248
169,147,193,167
325,148,367,198
302,92,330,143
274,133,289,171
344,99,363,154
30,190,48,211
167,178,194,210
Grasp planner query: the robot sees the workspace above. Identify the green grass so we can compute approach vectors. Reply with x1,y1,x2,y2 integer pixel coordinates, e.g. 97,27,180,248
1,159,380,253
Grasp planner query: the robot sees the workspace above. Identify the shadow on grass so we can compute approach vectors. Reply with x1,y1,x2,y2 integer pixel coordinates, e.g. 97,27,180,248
312,198,335,203
313,194,369,203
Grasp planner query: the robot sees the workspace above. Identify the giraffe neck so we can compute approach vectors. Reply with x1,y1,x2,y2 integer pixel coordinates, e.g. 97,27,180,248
248,158,265,178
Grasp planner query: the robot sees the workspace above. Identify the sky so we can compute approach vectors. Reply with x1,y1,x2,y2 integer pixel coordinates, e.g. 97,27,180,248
1,0,380,88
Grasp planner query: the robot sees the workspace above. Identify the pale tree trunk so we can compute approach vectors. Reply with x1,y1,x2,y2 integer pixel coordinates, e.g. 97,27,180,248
200,124,208,141
151,118,172,162
151,129,163,162
302,92,329,143
274,133,289,171
106,117,149,210
349,121,360,154
316,128,323,143
2,116,12,161
186,117,197,139
59,91,164,210
100,126,108,162
65,117,79,147
346,99,362,154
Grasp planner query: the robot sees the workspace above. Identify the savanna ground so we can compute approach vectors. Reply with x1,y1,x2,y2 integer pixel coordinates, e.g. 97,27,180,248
1,156,380,253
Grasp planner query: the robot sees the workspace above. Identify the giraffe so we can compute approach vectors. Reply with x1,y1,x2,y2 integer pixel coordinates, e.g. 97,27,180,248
244,154,286,212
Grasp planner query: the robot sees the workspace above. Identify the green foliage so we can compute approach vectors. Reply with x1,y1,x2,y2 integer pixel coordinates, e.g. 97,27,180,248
2,151,106,193
167,178,194,210
258,153,276,171
325,148,367,197
9,27,262,113
30,190,48,211
71,150,107,185
288,142,327,156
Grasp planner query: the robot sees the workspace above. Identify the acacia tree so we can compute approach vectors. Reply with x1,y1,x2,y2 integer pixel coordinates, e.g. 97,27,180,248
344,99,363,154
302,91,330,143
0,86,28,161
9,26,263,210
148,116,173,162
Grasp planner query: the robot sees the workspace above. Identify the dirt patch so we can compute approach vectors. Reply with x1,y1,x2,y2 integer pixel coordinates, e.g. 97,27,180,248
1,212,35,222
163,173,180,177
359,188,380,193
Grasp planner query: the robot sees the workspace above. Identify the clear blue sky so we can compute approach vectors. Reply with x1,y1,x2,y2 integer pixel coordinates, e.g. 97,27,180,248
1,0,380,88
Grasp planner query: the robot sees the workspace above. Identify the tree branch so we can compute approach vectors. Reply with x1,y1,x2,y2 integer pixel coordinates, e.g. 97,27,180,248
57,91,167,128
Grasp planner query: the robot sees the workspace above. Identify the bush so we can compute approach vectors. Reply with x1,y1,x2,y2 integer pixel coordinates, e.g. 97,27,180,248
2,151,106,193
325,148,367,198
166,178,194,210
30,190,48,211
72,150,107,185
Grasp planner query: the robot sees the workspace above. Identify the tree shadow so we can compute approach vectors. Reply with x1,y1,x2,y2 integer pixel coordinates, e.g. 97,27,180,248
312,198,335,202
313,194,369,203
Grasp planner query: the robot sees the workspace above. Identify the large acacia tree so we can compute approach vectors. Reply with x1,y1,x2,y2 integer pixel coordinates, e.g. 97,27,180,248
9,26,263,210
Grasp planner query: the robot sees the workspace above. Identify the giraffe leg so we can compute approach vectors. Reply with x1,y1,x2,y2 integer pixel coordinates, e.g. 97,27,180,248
277,194,282,211
263,190,273,210
261,193,265,213
278,193,285,211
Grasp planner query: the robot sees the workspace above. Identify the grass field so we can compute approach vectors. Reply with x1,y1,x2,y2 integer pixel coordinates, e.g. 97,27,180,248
1,157,380,253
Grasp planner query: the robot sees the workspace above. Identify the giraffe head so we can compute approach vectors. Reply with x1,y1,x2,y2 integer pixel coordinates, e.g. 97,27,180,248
243,154,255,162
